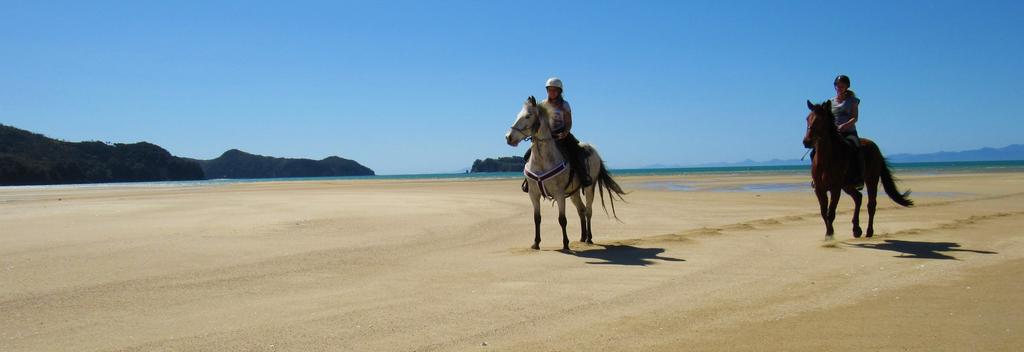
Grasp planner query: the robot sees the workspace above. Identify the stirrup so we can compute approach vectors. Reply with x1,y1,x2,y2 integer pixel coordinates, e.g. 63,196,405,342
521,178,529,193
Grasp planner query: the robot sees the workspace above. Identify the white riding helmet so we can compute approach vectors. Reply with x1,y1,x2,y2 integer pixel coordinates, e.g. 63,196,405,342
545,77,563,90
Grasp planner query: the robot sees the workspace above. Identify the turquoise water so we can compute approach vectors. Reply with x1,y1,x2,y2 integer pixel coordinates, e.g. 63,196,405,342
4,160,1024,189
614,160,1024,177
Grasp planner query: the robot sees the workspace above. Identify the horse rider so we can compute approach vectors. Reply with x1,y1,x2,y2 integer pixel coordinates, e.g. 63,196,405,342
832,74,865,188
523,77,592,192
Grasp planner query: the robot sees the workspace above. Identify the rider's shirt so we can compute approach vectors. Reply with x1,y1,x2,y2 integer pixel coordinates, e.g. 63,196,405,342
831,94,860,134
542,98,571,134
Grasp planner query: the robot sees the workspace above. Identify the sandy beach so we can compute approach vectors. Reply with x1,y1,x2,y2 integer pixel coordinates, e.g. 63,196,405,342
1,171,1022,351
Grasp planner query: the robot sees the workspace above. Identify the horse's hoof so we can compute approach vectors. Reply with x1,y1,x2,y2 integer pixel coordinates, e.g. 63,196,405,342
825,234,834,241
586,239,594,245
866,229,874,238
531,243,540,250
853,228,863,238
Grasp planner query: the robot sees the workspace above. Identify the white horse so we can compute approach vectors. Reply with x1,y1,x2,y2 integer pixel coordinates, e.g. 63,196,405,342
505,96,626,250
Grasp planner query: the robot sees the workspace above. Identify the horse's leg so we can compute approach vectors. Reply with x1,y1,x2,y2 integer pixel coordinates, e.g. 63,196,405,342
815,187,832,237
826,187,842,239
583,151,600,244
556,195,570,251
865,175,879,238
844,186,863,238
584,185,596,243
530,190,542,250
570,192,587,243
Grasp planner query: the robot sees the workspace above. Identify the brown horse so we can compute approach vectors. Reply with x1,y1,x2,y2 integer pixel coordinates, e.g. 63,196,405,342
803,100,913,239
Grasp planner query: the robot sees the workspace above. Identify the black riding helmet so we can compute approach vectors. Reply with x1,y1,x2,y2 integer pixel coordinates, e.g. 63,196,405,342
834,74,851,87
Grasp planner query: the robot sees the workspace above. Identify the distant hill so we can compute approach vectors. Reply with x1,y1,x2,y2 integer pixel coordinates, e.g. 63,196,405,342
646,144,1024,169
192,149,374,179
887,144,1024,163
0,124,205,186
0,124,375,185
471,156,526,173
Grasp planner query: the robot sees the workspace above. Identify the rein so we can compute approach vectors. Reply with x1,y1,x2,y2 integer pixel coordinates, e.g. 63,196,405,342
527,135,554,142
806,111,841,155
510,125,531,141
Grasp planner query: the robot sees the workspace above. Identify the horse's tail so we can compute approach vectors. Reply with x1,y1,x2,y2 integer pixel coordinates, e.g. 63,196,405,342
596,161,627,221
879,155,914,207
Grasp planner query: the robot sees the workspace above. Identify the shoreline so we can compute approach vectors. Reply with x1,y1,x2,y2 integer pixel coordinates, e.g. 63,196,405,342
3,159,1023,191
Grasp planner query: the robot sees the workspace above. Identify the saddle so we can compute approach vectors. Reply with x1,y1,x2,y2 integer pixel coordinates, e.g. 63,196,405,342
807,139,863,189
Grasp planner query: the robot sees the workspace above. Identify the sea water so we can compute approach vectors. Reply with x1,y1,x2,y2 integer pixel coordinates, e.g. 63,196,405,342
3,160,1023,190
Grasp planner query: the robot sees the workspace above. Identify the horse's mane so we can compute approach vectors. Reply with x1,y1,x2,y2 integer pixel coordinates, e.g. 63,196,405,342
536,102,555,130
815,101,841,140
537,101,553,119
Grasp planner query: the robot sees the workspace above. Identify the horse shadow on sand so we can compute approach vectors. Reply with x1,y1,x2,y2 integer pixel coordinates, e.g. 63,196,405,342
850,239,997,260
564,243,685,266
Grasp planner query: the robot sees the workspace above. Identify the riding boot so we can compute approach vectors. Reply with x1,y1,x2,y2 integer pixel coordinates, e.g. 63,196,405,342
853,150,866,190
845,148,865,190
842,134,864,190
562,134,592,188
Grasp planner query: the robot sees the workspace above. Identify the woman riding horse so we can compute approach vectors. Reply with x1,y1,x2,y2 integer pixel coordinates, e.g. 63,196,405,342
810,74,866,188
831,74,865,188
523,77,592,192
804,98,913,239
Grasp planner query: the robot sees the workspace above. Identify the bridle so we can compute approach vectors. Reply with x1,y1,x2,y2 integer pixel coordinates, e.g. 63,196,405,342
806,111,826,145
806,109,841,149
511,110,553,143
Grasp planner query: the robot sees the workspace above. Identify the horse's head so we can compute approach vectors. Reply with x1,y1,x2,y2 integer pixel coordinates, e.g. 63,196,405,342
505,96,546,147
803,99,835,148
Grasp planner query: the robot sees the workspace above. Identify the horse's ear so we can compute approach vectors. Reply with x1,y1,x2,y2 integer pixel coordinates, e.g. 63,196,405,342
822,99,832,111
806,100,814,111
528,96,537,106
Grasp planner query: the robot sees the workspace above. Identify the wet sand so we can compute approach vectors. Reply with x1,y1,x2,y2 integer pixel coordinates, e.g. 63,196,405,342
2,172,1022,351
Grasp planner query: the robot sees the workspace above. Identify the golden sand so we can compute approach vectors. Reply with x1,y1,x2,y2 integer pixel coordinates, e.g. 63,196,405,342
2,172,1022,351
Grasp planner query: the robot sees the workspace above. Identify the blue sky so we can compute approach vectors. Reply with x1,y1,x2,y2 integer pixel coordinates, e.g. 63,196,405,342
2,1,1022,174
